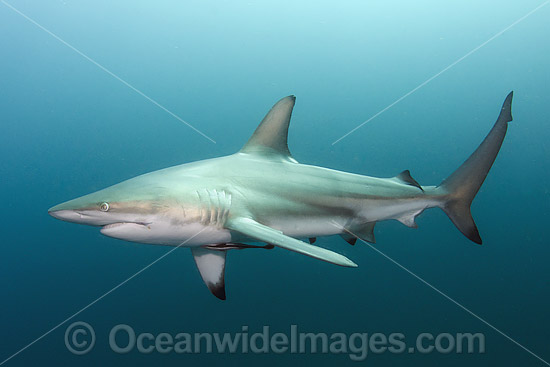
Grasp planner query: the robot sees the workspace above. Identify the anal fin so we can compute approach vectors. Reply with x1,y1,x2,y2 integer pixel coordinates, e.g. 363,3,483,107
397,210,422,228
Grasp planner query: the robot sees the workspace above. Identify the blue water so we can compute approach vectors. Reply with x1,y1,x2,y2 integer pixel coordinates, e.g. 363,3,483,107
1,1,549,366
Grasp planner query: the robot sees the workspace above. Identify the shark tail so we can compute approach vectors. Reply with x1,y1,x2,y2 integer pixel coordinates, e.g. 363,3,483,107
436,92,513,244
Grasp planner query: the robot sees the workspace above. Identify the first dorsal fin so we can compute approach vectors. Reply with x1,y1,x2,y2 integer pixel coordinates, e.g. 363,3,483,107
240,96,296,158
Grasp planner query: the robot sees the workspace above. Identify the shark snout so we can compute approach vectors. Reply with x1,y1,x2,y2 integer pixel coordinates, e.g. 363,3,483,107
48,207,117,226
48,208,84,222
48,199,109,225
48,194,105,225
48,199,87,224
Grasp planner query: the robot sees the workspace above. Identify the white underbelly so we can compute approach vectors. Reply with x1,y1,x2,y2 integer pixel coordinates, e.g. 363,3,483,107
101,215,349,248
101,221,232,246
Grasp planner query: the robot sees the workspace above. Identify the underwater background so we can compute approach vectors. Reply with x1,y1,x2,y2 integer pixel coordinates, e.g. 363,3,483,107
1,0,549,365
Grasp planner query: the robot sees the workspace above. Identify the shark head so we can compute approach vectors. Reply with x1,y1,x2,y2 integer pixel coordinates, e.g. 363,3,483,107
48,173,184,242
48,167,232,246
49,195,154,227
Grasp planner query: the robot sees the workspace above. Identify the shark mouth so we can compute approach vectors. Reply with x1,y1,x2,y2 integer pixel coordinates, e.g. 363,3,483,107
102,222,151,230
100,222,153,239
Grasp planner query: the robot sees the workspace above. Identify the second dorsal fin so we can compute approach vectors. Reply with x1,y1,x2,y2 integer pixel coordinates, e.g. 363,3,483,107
240,96,296,158
395,170,423,191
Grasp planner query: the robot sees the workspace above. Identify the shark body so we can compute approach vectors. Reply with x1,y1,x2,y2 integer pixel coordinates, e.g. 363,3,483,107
49,93,514,299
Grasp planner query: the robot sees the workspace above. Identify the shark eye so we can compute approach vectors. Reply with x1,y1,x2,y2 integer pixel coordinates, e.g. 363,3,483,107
99,202,110,212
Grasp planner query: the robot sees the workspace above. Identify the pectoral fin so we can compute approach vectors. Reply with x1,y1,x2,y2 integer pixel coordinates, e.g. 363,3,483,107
227,217,357,267
191,247,227,300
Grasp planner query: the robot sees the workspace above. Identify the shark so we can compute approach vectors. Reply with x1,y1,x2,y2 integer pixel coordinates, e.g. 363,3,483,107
49,92,514,299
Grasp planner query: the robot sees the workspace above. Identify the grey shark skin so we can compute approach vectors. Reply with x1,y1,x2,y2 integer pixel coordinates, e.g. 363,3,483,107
49,92,514,300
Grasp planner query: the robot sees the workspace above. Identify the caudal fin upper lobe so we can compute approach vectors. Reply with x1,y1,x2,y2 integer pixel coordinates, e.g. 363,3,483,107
437,92,514,244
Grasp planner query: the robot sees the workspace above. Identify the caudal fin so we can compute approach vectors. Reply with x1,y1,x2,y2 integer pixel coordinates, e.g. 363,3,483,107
438,92,514,244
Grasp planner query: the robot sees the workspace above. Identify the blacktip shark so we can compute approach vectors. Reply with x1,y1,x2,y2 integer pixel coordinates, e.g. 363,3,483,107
49,92,514,300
